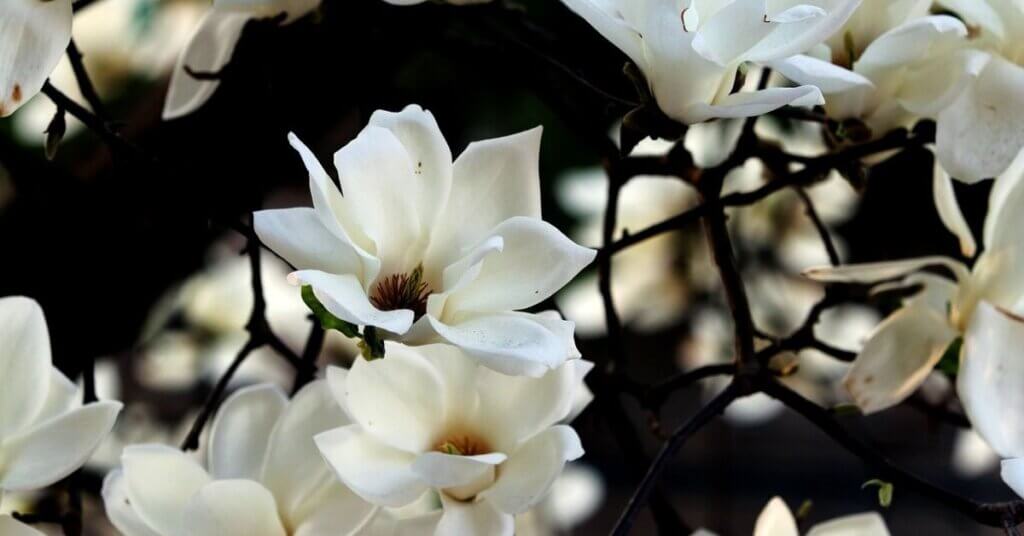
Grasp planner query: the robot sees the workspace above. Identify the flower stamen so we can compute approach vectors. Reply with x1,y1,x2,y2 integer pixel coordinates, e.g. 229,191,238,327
370,265,432,319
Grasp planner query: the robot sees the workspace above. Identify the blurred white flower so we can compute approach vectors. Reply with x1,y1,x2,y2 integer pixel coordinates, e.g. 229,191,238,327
0,0,71,117
696,496,889,535
164,0,320,119
559,0,863,124
255,105,594,376
103,381,375,536
0,297,122,535
953,429,1000,478
514,463,604,536
315,342,592,536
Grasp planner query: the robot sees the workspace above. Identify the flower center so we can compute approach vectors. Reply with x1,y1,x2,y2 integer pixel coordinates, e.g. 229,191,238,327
436,433,492,457
369,265,432,320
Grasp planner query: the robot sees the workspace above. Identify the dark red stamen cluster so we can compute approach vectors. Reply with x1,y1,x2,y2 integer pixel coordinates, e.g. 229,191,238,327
370,267,431,320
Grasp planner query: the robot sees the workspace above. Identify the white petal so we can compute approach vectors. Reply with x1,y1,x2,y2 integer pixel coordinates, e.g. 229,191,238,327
102,470,163,536
937,56,1024,182
34,369,78,424
766,55,874,94
685,86,824,123
1001,458,1024,499
291,481,376,536
803,256,969,285
425,128,544,271
935,0,1005,40
436,495,513,536
121,444,212,536
208,383,287,481
556,0,644,68
444,217,595,313
692,0,781,66
932,157,977,257
262,380,351,521
844,305,957,414
984,149,1024,254
0,401,121,491
856,16,967,71
958,302,1024,459
0,296,51,438
411,452,505,489
254,208,364,276
0,516,45,536
753,497,799,536
806,512,890,535
288,270,413,334
212,0,319,23
163,11,250,120
426,312,571,377
314,426,426,507
479,425,583,514
747,0,861,62
181,480,287,536
0,0,72,117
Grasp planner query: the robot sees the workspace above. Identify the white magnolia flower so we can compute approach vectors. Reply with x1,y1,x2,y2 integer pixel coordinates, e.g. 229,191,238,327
803,149,1024,415
315,342,593,536
929,0,1024,181
164,0,319,119
0,297,122,535
559,0,863,124
255,105,595,377
103,381,375,536
696,496,889,535
0,0,72,117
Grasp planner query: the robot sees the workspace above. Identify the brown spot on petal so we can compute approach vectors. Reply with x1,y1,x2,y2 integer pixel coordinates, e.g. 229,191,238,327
12,84,21,103
863,374,874,384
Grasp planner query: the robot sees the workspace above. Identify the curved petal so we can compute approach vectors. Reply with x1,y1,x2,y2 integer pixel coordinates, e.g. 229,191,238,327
936,56,1024,182
0,516,45,536
411,452,505,489
208,383,287,481
314,426,426,507
685,85,824,123
0,296,52,437
1002,458,1024,499
478,425,583,514
102,470,163,536
254,208,364,276
444,217,596,313
753,497,799,536
806,512,890,535
181,480,287,536
262,380,351,521
844,305,957,414
163,11,251,120
803,256,969,285
436,495,513,536
984,148,1024,254
426,312,572,377
932,157,977,257
935,0,1005,40
746,0,862,62
0,0,72,117
33,369,78,425
121,444,212,536
958,302,1024,459
856,16,967,71
425,128,544,272
289,270,413,334
692,0,787,66
0,401,122,491
291,481,376,536
766,55,874,94
343,345,446,452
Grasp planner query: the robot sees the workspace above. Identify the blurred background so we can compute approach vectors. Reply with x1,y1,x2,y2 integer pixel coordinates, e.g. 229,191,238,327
0,0,1007,534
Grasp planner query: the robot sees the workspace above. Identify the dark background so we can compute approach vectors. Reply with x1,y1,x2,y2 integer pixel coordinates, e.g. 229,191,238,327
0,0,1006,534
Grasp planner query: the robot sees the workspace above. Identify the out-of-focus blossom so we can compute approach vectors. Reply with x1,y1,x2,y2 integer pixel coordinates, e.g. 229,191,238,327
0,297,122,535
953,429,1000,478
103,381,375,536
514,463,604,536
255,105,594,376
695,496,889,535
0,0,71,117
315,343,592,536
559,0,863,124
164,0,320,119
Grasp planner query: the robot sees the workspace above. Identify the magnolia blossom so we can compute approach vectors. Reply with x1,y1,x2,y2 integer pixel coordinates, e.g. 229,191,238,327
315,342,592,536
103,381,374,536
803,149,1024,415
0,0,72,117
0,297,122,535
696,496,889,535
164,0,320,119
255,105,595,376
559,0,863,124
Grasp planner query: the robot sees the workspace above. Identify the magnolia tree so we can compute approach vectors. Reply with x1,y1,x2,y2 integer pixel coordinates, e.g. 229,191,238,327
1,0,1024,534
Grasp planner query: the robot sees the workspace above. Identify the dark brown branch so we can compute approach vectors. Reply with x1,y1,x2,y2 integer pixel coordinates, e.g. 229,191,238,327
796,187,841,266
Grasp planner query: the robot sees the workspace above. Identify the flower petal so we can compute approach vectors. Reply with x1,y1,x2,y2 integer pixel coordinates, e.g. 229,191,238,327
0,0,72,117
0,516,45,536
411,452,506,489
984,148,1024,255
34,369,78,424
181,480,287,536
212,0,319,23
102,470,163,536
289,270,413,334
803,256,969,285
254,208,365,276
444,217,596,313
425,128,544,271
436,495,513,536
753,497,799,536
479,425,583,514
746,0,861,62
426,312,572,377
0,401,121,491
291,481,376,536
121,444,212,536
844,304,957,414
766,55,874,94
163,11,250,120
936,0,1005,40
0,297,52,438
685,86,825,124
958,302,1024,459
932,157,977,257
1001,458,1024,499
208,383,287,481
806,512,890,535
314,426,426,507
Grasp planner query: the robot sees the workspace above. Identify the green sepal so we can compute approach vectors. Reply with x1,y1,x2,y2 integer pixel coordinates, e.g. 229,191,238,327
359,326,386,361
301,285,359,338
936,337,963,377
862,479,894,508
